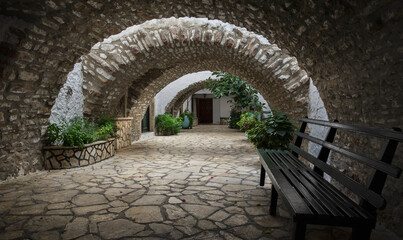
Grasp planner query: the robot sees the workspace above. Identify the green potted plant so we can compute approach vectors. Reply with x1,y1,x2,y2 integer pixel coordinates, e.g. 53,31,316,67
246,110,296,150
180,111,194,129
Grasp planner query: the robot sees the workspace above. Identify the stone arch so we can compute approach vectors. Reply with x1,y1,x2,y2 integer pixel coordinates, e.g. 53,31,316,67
109,54,299,141
164,80,209,115
81,18,309,121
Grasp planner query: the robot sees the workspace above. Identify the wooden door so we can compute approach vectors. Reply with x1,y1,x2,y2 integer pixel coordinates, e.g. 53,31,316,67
197,99,213,124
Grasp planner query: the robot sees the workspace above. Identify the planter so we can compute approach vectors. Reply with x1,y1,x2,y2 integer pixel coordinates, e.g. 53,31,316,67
182,115,190,129
43,139,115,169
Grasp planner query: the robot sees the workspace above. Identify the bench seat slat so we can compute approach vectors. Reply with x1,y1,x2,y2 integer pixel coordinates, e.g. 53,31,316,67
299,118,403,141
281,150,373,219
289,144,386,209
258,148,313,216
272,150,345,217
267,151,329,215
294,132,401,178
259,148,375,225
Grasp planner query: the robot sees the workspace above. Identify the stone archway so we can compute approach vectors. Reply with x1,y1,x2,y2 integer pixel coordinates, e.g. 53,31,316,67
81,18,309,140
164,80,210,116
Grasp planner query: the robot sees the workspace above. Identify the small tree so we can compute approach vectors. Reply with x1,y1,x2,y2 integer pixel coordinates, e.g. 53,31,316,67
205,71,265,111
205,71,265,129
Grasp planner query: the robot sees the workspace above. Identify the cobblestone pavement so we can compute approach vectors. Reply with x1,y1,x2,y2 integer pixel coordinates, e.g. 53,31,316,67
0,125,399,240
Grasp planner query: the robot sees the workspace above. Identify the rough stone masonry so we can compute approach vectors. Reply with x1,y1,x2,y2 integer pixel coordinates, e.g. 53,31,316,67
0,0,402,237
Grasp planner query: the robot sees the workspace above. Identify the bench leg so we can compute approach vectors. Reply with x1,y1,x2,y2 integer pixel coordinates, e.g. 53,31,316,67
352,225,372,240
292,222,306,240
269,187,278,216
260,165,266,186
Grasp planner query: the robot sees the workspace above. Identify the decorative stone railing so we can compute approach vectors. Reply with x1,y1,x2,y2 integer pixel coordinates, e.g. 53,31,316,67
43,139,115,169
115,117,133,150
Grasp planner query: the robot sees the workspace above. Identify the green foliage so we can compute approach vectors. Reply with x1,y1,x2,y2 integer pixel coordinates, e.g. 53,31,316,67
229,108,242,129
61,117,96,148
205,71,265,111
96,122,114,141
179,111,194,129
45,115,117,148
237,112,260,132
155,114,182,136
97,115,118,138
246,110,296,150
46,123,63,145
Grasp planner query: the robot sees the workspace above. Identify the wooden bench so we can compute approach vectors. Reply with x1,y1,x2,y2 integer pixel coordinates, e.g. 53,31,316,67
258,118,403,240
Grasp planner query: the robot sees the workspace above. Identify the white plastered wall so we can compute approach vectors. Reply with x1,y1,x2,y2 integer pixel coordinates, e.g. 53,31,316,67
49,62,84,125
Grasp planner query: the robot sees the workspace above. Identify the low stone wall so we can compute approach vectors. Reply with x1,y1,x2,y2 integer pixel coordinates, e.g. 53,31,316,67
115,117,133,150
43,139,115,169
220,117,229,125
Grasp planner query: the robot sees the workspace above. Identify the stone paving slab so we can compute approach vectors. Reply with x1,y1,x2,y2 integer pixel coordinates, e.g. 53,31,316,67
0,125,400,240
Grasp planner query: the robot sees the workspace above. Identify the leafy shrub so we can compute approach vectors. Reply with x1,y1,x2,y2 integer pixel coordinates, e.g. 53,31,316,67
155,114,182,136
96,115,118,139
46,123,63,145
45,116,117,148
179,111,194,129
246,110,296,150
237,112,260,132
61,117,97,147
229,108,242,129
96,122,114,141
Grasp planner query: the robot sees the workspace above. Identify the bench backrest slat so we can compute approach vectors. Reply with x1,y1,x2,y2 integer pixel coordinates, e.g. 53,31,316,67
313,122,338,177
360,137,400,214
289,144,386,209
292,118,403,211
294,132,402,178
300,118,403,141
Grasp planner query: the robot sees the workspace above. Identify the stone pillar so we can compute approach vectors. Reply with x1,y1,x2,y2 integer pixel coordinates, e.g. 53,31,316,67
115,117,133,150
149,100,155,132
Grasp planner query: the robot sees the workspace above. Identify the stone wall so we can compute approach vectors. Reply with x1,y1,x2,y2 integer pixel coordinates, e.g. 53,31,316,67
115,117,133,150
0,0,402,236
43,139,115,169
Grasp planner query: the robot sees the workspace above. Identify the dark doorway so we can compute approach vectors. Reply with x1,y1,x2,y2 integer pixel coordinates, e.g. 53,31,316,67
197,98,213,124
141,107,150,132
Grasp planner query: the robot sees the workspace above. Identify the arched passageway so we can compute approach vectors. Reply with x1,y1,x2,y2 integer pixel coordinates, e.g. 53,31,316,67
0,0,402,237
162,78,269,117
164,80,210,115
82,18,309,138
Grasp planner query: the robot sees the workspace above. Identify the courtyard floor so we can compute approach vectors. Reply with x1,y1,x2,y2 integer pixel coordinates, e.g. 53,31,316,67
0,125,399,240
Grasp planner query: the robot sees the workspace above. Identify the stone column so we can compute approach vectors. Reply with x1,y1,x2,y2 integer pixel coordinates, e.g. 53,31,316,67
149,101,155,132
115,117,133,150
